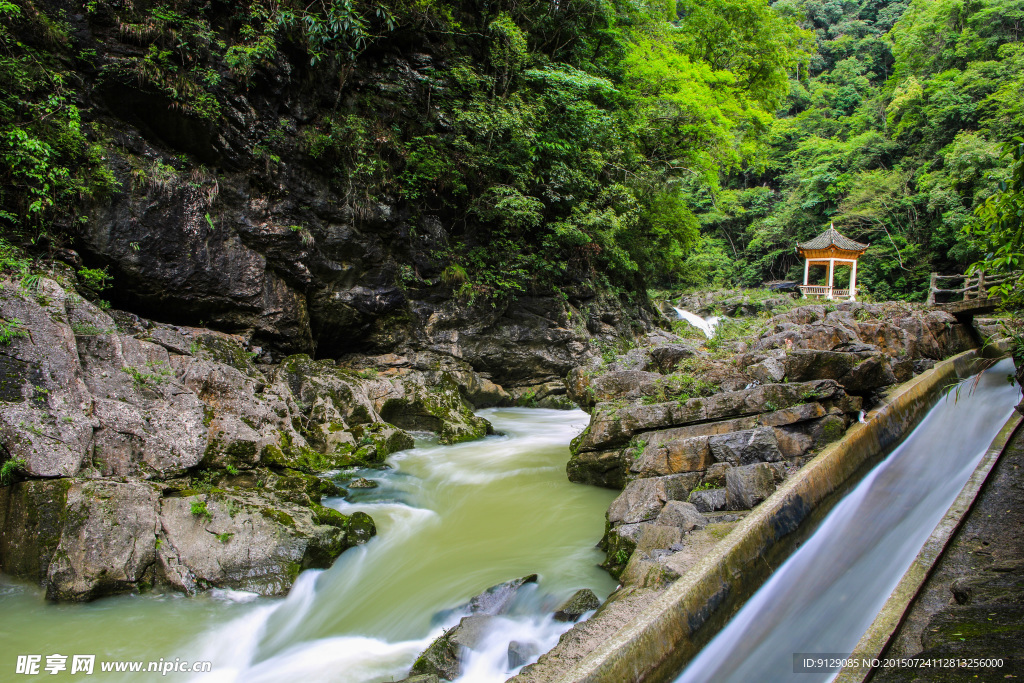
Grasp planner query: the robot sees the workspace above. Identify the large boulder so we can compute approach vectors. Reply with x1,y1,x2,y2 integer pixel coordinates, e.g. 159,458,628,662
566,448,629,489
375,370,493,444
783,349,898,395
589,371,664,404
601,522,650,577
607,476,701,525
0,476,374,602
460,574,539,616
841,355,897,393
156,493,372,596
725,463,782,510
708,427,784,466
44,481,161,602
655,501,708,531
433,575,539,625
689,488,728,513
783,349,862,382
629,435,713,478
508,641,542,669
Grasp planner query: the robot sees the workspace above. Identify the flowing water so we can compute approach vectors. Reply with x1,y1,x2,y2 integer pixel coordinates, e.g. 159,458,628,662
672,308,720,338
0,408,617,682
676,358,1021,683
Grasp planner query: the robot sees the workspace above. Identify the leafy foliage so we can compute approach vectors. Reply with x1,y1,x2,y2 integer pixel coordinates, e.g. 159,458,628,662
0,457,26,485
1,0,811,306
0,0,117,247
0,317,26,345
966,138,1024,309
682,0,1024,301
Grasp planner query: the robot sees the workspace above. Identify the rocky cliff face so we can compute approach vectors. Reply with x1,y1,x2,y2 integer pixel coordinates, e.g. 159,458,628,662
0,269,516,601
509,298,983,683
33,2,659,388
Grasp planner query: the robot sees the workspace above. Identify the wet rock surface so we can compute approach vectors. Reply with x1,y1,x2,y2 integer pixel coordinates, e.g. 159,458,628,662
508,640,541,669
553,588,601,622
413,575,540,679
410,614,498,681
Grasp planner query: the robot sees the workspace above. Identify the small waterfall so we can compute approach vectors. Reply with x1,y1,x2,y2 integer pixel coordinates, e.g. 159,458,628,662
672,307,720,339
453,610,590,682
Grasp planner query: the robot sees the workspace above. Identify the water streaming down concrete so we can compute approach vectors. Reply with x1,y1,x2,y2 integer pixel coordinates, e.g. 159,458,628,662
0,408,617,683
674,358,1020,683
671,308,720,338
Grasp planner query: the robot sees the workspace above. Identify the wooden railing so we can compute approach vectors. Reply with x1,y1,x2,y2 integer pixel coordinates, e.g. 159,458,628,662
798,285,857,299
926,270,1020,305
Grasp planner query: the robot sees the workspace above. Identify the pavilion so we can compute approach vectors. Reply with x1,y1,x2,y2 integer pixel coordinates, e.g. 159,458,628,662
795,224,869,300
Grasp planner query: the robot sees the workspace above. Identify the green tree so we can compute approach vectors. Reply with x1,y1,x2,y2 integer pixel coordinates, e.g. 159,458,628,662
966,138,1024,309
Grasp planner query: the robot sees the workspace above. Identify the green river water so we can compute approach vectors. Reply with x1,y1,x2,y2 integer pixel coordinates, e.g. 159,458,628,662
0,408,617,682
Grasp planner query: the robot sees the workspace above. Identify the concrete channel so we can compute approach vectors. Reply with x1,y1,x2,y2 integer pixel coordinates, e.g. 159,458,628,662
833,411,1022,682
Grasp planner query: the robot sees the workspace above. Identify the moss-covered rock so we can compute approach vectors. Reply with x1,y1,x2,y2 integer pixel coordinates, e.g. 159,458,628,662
260,431,349,474
350,422,415,461
0,478,73,582
379,371,493,445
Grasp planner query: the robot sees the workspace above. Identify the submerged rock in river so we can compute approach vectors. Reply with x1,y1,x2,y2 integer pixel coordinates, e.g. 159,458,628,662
553,588,601,622
414,574,542,679
411,614,497,680
432,574,539,625
508,640,542,668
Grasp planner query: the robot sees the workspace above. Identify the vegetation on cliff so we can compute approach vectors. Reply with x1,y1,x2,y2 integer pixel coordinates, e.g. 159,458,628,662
0,0,806,306
2,0,1024,314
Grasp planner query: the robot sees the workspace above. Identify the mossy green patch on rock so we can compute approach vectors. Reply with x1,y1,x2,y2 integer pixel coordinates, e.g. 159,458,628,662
310,503,348,528
260,432,347,474
349,422,415,462
259,506,296,528
344,510,376,545
380,372,493,445
263,468,336,505
191,335,258,375
0,478,73,581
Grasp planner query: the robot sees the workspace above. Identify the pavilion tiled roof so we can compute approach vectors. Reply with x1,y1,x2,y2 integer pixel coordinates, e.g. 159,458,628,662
797,225,869,252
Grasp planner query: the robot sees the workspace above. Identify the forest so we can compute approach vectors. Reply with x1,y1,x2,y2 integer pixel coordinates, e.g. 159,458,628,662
0,0,1022,306
684,0,1024,302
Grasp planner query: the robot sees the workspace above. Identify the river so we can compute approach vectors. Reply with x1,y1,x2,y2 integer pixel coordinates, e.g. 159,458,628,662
0,408,617,682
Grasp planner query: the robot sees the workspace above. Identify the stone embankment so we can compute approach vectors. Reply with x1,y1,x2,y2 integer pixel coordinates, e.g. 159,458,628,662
514,295,981,682
0,270,508,601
